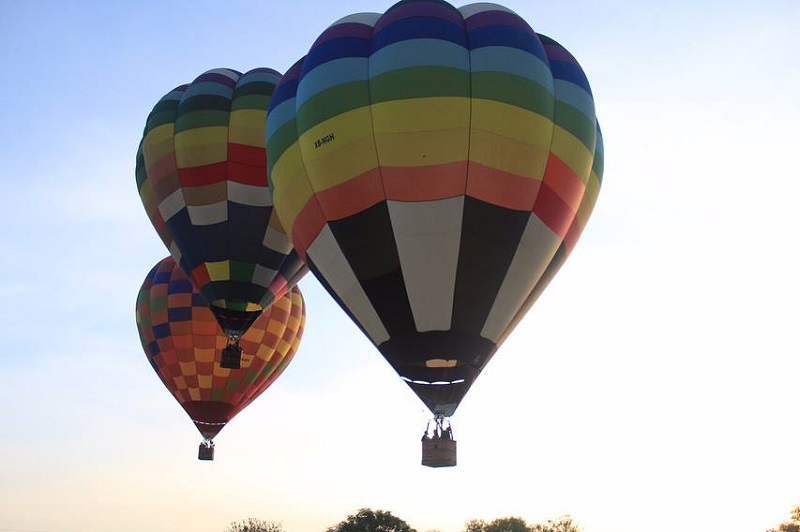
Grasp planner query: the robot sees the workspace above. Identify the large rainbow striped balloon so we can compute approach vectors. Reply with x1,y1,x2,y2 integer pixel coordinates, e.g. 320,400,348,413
267,0,604,417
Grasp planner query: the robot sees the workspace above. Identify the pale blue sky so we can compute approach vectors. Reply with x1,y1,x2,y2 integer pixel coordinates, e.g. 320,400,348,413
1,1,799,532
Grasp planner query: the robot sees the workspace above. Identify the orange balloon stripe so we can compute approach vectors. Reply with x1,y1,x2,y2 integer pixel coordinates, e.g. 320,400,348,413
465,162,542,211
540,153,586,213
292,154,583,247
292,197,329,261
532,182,575,238
315,167,384,221
381,161,468,201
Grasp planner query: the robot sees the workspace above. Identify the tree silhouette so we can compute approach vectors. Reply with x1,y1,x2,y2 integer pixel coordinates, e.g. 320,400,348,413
326,508,417,532
767,505,800,532
463,515,580,532
464,520,488,532
486,517,529,532
225,518,285,532
529,515,581,532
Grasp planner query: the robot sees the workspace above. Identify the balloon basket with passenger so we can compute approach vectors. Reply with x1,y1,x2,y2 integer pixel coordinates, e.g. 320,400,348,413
421,416,456,468
220,335,242,369
198,439,215,461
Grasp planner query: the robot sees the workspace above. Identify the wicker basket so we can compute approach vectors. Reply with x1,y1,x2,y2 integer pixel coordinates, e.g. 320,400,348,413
421,438,457,467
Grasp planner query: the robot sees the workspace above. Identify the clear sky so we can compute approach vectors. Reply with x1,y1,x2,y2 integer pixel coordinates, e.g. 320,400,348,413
1,1,799,531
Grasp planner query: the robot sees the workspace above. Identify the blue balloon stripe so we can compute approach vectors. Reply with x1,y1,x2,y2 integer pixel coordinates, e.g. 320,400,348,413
378,0,463,34
270,76,300,111
267,98,298,138
298,57,369,107
553,79,594,119
369,38,469,78
470,46,553,92
301,37,371,74
372,16,467,52
549,60,592,95
467,25,547,62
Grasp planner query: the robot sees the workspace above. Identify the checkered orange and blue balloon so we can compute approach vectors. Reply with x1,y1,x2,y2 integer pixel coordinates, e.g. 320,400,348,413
135,257,305,441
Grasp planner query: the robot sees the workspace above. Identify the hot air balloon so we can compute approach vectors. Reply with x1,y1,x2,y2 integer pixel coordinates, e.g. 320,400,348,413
266,0,604,466
135,257,306,460
137,67,307,367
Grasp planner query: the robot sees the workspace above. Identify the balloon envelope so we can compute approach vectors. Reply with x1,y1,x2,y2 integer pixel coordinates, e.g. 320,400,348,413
135,257,306,440
266,1,604,417
137,67,307,338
